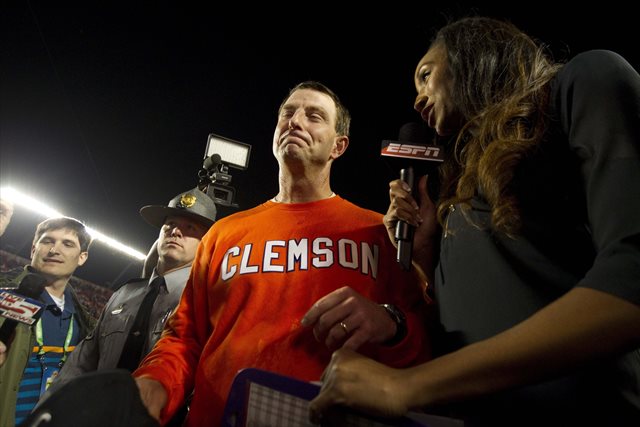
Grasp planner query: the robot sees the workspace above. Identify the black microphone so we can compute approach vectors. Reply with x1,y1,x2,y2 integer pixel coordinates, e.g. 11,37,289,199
381,122,443,271
202,154,222,172
198,154,223,194
0,272,47,345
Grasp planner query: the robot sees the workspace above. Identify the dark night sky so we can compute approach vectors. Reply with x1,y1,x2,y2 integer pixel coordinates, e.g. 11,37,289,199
1,2,638,288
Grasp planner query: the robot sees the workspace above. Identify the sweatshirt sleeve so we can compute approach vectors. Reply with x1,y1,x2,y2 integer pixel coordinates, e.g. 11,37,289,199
371,246,432,366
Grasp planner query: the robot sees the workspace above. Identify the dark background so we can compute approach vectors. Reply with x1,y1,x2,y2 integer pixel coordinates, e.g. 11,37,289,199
1,1,637,288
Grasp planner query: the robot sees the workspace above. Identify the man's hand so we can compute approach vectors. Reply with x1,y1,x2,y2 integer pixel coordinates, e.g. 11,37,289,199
301,287,397,351
135,376,168,422
0,340,7,366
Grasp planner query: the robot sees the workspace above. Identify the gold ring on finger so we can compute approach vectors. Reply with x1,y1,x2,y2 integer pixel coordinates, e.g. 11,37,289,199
339,321,349,334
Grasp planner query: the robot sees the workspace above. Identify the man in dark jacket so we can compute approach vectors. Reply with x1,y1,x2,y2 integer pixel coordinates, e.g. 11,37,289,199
0,216,94,426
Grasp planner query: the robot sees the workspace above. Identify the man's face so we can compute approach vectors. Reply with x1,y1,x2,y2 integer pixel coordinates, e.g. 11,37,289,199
30,227,88,280
272,88,347,167
0,199,14,236
157,215,208,268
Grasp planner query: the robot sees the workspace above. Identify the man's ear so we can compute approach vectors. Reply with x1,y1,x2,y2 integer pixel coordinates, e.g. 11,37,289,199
77,251,89,267
330,136,349,160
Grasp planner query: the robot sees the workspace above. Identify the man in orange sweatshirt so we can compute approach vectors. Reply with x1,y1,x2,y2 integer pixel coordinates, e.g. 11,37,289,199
133,81,432,426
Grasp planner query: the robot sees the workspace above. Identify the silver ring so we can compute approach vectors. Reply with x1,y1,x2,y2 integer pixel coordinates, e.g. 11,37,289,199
339,321,349,334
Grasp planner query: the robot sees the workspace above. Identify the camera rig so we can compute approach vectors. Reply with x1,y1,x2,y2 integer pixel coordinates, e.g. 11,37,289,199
197,133,251,208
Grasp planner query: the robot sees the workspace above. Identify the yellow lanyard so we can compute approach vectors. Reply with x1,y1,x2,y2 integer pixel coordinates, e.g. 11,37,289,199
35,312,74,365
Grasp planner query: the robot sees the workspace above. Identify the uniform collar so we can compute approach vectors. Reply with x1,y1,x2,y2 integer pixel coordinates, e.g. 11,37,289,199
149,263,191,294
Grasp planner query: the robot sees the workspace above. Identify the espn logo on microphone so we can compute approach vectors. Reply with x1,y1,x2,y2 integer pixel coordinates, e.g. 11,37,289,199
380,141,444,162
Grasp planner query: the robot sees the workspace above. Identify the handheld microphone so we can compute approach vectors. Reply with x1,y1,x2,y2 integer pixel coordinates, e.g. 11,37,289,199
381,122,443,270
0,272,47,345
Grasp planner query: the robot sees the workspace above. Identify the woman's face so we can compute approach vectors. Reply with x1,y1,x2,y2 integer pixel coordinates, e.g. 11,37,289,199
413,43,463,136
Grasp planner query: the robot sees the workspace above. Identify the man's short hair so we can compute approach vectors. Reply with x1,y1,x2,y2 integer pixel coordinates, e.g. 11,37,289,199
33,217,93,252
279,81,351,137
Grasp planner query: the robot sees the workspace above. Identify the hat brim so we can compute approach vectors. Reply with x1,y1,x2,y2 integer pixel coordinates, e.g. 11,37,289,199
139,205,215,229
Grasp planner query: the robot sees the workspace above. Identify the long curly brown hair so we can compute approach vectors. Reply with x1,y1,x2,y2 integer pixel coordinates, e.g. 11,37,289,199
433,17,562,235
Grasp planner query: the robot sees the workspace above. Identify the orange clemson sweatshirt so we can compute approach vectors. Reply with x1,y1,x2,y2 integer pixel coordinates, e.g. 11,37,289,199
134,196,431,426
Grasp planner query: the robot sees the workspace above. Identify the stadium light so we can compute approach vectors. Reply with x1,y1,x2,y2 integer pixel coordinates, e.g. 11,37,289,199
0,186,146,261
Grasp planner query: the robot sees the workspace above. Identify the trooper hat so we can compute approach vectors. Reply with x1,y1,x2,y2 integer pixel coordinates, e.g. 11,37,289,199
139,187,217,229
